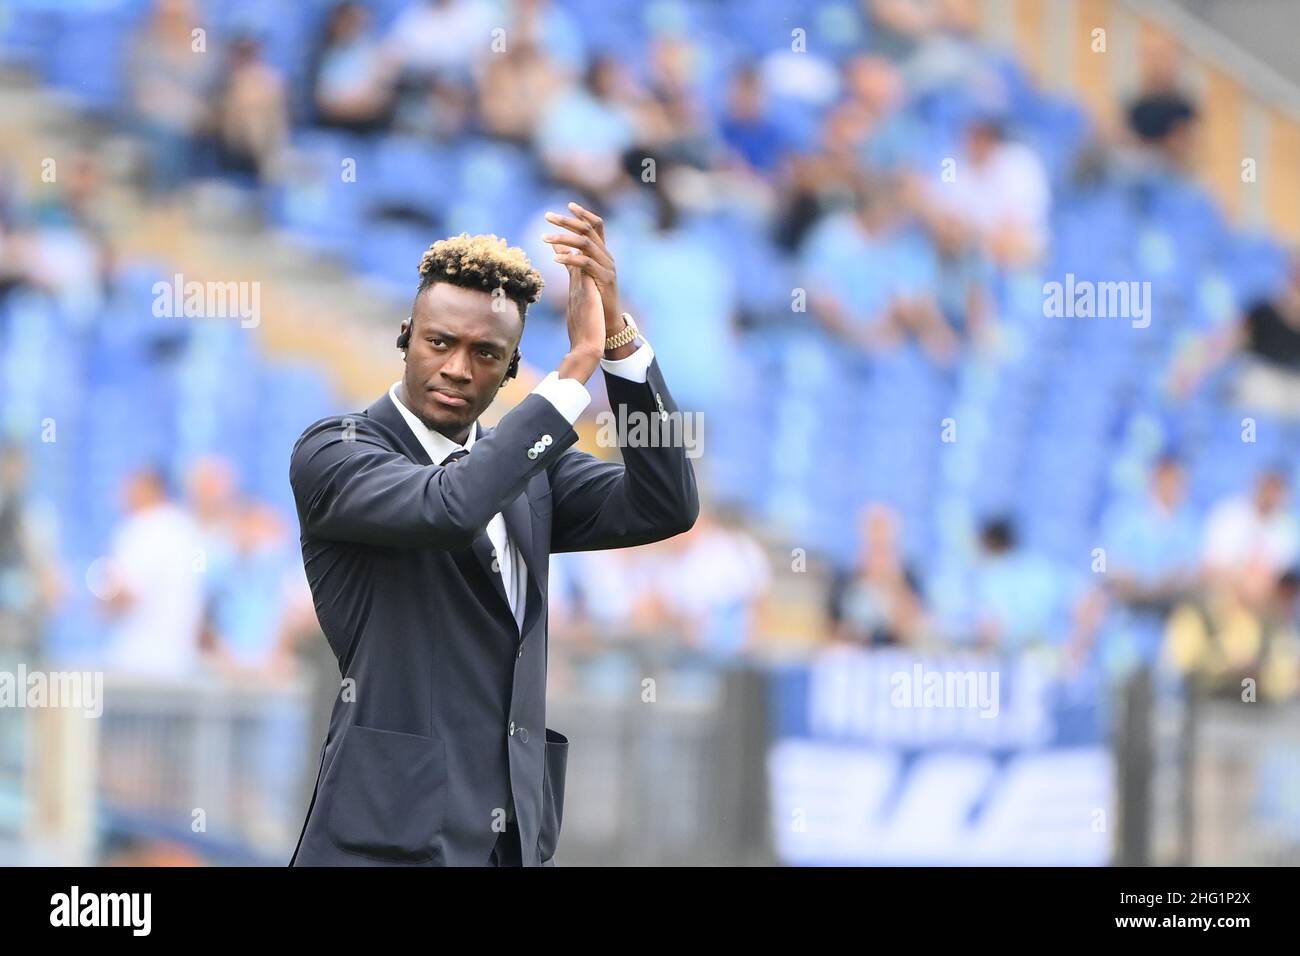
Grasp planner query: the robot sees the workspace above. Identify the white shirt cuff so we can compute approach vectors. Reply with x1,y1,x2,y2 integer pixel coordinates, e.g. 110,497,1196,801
532,370,592,425
600,338,654,383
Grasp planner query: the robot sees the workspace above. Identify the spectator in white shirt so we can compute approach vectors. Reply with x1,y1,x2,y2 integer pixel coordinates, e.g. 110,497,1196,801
920,115,1051,267
385,0,494,83
650,506,772,659
1203,468,1300,609
97,467,205,678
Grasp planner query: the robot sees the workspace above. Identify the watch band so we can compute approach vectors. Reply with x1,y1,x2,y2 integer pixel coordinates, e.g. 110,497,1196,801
604,312,639,351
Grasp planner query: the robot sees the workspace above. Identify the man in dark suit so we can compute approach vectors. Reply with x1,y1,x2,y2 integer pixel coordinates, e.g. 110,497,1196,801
287,203,699,866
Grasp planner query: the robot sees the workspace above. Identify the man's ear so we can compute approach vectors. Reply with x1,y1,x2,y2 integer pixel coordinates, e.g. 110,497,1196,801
396,315,411,352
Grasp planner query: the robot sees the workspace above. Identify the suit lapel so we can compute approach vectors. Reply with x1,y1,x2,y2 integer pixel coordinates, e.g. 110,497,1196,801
365,391,434,466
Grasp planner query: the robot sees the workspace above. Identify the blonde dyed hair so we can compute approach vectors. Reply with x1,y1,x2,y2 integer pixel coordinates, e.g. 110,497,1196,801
416,233,544,314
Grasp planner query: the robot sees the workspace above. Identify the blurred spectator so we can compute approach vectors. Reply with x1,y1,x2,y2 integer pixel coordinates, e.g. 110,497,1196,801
127,0,217,196
508,0,586,74
844,55,917,173
719,64,787,176
546,548,642,647
966,518,1080,653
205,502,312,679
778,101,871,250
867,0,938,62
919,115,1051,267
1203,468,1300,609
1166,567,1300,702
1103,455,1201,613
19,151,114,317
1124,31,1199,174
1100,455,1200,667
639,37,714,170
536,56,638,196
185,454,240,560
645,507,772,659
1169,251,1300,408
1126,92,1198,174
385,0,493,85
0,443,64,660
756,45,839,116
381,0,491,137
1229,253,1300,417
97,467,204,677
911,208,991,353
827,503,925,647
898,0,1005,106
478,35,565,144
799,177,940,357
308,1,396,135
476,0,587,144
1164,468,1300,696
214,34,289,184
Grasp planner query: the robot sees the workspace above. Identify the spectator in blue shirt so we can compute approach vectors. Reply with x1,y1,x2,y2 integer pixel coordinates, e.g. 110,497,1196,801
719,64,787,175
1102,455,1201,613
967,518,1084,654
800,177,946,359
1098,455,1201,669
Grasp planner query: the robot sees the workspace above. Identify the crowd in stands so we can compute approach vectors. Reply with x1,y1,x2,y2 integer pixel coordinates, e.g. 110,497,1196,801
1,0,1298,704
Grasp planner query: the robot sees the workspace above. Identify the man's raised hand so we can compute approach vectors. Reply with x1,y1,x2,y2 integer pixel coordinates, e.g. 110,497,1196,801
543,202,621,330
546,203,608,382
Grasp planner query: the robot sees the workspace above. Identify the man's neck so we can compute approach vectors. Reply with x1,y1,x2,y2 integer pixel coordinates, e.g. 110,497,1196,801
445,424,472,446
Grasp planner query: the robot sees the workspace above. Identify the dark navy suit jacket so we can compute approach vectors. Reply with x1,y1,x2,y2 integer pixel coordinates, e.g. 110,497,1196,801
287,356,699,865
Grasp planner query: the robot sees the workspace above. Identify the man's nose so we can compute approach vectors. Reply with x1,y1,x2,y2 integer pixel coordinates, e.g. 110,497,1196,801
440,351,472,381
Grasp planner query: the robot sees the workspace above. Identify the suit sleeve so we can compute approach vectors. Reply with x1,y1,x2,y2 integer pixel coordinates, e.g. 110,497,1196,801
548,356,700,553
290,393,578,548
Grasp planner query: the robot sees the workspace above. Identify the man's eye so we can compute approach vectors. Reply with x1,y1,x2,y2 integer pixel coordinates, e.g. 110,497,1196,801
480,350,496,359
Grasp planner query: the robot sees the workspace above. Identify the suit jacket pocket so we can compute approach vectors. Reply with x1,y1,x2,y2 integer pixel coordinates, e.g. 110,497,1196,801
324,724,446,863
537,727,568,862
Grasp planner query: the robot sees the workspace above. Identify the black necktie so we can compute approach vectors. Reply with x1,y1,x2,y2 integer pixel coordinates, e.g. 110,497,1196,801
440,449,469,466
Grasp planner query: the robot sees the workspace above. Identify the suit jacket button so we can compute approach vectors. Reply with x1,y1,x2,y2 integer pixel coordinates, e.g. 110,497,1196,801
518,726,530,743
527,448,538,460
508,720,516,736
541,434,552,445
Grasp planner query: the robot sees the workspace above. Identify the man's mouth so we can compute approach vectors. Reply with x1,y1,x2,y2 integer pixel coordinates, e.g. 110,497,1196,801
429,388,469,407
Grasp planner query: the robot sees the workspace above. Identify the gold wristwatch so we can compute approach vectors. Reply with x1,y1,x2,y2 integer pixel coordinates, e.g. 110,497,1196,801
604,312,639,351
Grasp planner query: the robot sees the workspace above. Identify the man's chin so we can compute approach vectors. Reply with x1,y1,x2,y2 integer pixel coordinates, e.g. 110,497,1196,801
421,402,474,434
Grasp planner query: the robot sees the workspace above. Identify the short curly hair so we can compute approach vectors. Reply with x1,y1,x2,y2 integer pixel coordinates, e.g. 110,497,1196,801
416,233,544,318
